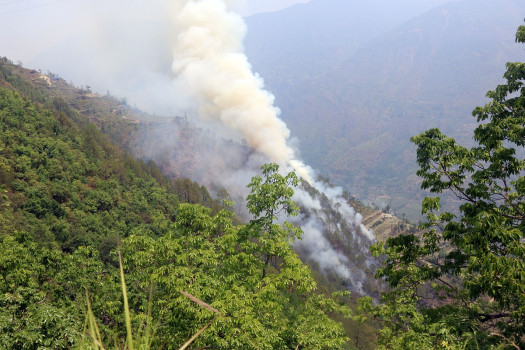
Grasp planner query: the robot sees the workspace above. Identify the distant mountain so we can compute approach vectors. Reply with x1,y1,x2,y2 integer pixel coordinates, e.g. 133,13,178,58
244,0,524,218
245,0,451,80
237,0,310,16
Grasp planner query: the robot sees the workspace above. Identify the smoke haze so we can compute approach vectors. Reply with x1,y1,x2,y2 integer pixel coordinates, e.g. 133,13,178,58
1,0,376,292
167,0,375,289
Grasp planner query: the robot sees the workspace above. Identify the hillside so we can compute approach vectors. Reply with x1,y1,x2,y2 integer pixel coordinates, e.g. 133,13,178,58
1,54,415,258
244,0,524,219
1,57,421,349
0,57,361,348
2,0,522,345
5,56,414,252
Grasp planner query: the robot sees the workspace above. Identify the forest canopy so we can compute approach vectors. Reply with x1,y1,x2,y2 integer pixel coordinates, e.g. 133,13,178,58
0,76,353,348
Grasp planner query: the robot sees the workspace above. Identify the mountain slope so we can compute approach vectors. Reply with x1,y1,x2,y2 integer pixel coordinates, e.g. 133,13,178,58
245,0,451,77
245,0,524,218
0,57,373,349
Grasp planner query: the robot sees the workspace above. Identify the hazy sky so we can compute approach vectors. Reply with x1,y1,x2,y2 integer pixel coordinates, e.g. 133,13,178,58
0,0,309,63
0,0,454,114
235,0,309,15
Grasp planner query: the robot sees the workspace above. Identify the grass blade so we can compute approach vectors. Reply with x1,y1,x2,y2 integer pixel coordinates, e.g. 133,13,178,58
118,244,134,350
85,290,106,350
179,317,217,350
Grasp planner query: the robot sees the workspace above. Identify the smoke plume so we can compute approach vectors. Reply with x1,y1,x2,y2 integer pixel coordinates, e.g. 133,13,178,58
168,0,375,290
168,0,317,182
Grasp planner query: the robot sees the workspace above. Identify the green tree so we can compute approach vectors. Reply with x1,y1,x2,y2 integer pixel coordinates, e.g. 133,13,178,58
0,232,84,349
0,58,355,349
366,25,525,349
119,164,351,349
245,163,302,278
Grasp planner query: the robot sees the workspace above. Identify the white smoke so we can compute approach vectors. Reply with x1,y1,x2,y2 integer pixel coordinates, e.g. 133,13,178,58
169,0,290,163
298,218,352,280
168,0,375,289
313,180,375,241
291,179,374,287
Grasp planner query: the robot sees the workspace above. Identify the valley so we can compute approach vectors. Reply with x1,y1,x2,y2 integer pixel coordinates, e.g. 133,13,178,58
244,0,524,219
1,0,524,348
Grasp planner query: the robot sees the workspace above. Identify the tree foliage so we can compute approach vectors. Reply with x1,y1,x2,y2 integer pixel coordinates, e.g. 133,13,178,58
365,25,525,349
119,165,352,349
0,62,354,348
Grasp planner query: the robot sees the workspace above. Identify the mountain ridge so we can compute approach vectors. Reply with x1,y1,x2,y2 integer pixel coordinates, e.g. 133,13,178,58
244,0,524,218
2,57,415,347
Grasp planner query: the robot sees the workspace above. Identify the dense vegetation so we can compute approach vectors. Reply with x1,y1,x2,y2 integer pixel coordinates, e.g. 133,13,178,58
362,24,525,349
0,60,355,348
2,19,524,349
